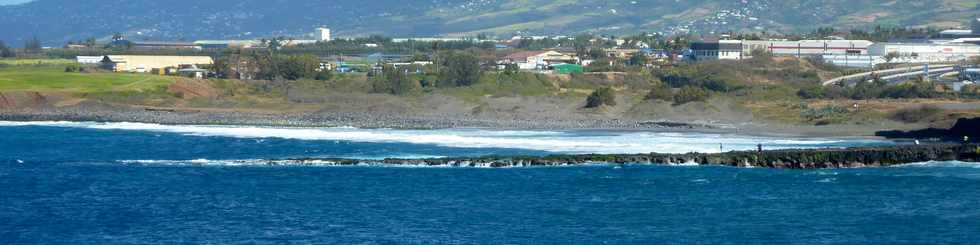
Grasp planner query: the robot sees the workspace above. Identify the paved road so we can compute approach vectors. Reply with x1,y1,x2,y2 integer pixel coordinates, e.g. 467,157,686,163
822,64,955,86
880,67,955,85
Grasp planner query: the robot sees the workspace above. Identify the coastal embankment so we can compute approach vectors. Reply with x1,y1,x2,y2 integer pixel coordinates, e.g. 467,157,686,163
267,144,980,169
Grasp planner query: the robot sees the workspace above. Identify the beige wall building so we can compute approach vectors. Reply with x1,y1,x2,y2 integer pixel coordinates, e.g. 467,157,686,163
101,55,214,73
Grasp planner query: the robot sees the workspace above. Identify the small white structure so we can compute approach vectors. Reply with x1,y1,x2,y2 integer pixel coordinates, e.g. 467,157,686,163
76,56,104,64
315,27,331,42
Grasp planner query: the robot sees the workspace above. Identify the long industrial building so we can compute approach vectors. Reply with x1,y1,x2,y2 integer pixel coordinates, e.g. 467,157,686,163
822,42,980,68
868,43,980,63
742,40,874,56
690,39,874,60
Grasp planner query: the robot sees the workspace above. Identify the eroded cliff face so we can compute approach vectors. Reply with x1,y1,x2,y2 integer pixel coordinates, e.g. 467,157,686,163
0,92,49,109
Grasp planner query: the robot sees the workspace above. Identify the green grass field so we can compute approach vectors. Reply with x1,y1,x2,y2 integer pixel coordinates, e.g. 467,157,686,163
0,59,76,66
0,66,176,93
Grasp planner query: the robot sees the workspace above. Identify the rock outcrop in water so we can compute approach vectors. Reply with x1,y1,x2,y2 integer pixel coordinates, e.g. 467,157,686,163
877,117,980,141
268,144,980,169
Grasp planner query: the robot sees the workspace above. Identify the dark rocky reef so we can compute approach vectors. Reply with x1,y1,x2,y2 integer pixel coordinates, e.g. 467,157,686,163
270,144,980,169
877,117,980,141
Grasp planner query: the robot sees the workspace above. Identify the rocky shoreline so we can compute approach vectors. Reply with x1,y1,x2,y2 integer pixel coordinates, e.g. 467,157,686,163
255,144,980,169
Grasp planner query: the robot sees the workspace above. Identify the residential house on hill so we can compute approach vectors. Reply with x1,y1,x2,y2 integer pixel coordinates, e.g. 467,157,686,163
500,50,578,70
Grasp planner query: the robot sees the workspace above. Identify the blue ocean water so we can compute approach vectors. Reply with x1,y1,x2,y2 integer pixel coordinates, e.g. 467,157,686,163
2,122,979,244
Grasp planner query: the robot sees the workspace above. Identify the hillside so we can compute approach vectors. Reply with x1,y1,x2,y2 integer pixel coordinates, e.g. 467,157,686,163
1,0,978,46
2,57,979,135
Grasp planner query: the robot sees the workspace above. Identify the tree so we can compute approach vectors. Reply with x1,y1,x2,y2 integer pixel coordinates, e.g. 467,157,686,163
410,53,430,62
24,36,42,53
796,86,827,99
84,37,97,47
585,87,617,108
884,51,900,63
438,51,481,87
587,47,606,60
0,41,13,58
628,52,648,67
266,37,284,50
372,65,420,95
645,84,672,102
502,63,519,75
673,86,709,105
277,54,321,80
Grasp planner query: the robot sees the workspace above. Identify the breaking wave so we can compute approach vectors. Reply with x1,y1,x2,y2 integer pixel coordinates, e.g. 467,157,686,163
0,121,892,154
115,159,620,168
894,161,980,168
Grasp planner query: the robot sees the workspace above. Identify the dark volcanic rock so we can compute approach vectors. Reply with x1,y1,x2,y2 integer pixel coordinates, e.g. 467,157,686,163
876,117,980,142
272,144,980,169
949,117,980,139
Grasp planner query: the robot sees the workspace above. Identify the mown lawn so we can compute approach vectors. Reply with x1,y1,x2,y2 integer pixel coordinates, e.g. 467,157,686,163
0,66,176,93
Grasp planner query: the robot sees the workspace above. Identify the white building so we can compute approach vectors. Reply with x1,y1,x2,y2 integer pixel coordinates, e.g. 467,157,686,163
194,40,260,49
315,27,331,42
820,54,883,68
690,40,743,60
742,40,873,56
100,55,214,73
391,37,479,43
501,50,577,70
76,56,104,64
869,43,980,63
938,18,980,39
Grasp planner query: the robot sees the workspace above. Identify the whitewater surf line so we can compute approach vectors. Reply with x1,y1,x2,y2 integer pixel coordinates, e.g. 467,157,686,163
0,121,892,154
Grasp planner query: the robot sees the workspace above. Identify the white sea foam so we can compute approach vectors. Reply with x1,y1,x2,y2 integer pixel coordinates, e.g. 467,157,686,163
669,159,701,166
0,121,890,154
120,159,341,167
816,178,837,183
116,159,519,168
894,161,980,168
